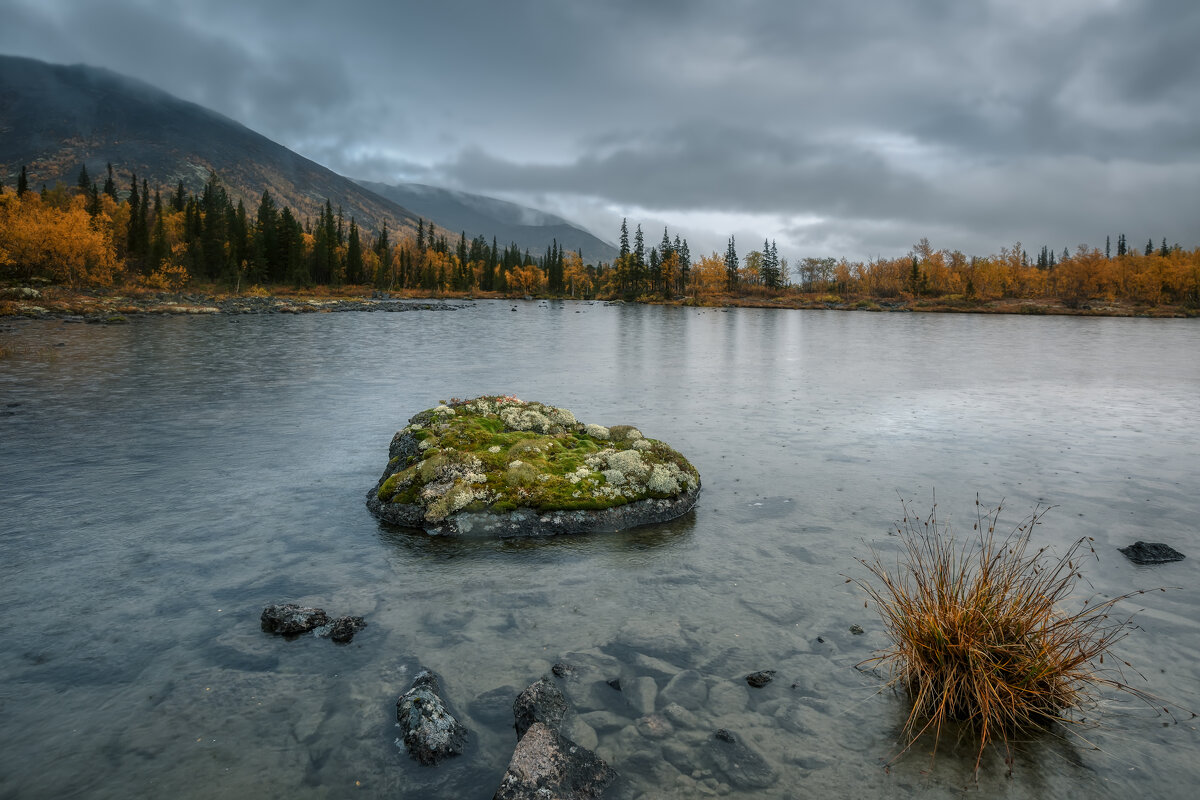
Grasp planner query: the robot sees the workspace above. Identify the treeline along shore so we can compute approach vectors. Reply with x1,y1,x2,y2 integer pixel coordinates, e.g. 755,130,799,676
2,167,1198,319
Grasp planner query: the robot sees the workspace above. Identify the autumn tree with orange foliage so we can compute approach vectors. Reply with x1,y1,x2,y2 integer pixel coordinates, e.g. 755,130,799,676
0,193,118,285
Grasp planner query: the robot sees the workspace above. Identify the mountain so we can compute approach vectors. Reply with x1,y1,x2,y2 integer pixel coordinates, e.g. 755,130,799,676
0,54,424,236
357,181,618,264
0,55,617,262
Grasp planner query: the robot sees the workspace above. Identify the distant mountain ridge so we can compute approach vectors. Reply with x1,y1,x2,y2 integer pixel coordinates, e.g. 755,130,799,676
357,180,617,263
0,54,613,260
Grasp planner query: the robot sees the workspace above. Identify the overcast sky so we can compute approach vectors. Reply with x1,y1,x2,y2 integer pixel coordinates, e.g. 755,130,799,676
3,0,1197,261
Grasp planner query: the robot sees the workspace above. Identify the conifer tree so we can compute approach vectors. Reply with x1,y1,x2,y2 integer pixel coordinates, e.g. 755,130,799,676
17,165,28,197
1105,235,1111,260
678,236,691,294
103,163,116,199
633,225,645,291
346,219,363,284
150,190,168,269
1160,238,1169,257
619,218,630,259
376,225,390,278
1117,233,1126,257
77,164,91,193
725,235,738,291
126,174,141,265
1144,238,1153,257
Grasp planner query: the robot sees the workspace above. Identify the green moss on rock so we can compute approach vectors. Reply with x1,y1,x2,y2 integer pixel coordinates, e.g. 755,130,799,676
366,396,701,535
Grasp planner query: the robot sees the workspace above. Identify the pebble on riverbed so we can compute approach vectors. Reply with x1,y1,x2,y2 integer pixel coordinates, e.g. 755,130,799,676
745,670,776,688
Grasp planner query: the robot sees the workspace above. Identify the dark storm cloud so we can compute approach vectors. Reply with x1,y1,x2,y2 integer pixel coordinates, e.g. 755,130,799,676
2,0,1196,259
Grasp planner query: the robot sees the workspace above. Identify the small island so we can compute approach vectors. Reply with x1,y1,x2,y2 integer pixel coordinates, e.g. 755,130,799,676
365,396,700,536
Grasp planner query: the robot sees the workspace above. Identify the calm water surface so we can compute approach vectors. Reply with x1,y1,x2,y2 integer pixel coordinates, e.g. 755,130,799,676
1,302,1197,799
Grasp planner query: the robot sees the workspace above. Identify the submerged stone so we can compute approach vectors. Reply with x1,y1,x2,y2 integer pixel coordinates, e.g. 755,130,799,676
704,728,777,789
366,396,700,536
1119,541,1185,564
745,670,776,688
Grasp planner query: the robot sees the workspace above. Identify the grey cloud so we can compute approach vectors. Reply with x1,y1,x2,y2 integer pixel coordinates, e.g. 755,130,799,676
2,0,1196,261
437,125,935,220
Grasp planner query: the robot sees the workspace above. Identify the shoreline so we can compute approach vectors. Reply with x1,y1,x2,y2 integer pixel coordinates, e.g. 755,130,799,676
1,285,1196,320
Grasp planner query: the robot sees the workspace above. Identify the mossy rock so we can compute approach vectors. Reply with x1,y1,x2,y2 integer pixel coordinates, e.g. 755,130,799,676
365,396,701,536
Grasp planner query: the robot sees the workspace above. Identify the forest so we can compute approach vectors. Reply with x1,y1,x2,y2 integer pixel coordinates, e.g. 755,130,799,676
2,165,1198,312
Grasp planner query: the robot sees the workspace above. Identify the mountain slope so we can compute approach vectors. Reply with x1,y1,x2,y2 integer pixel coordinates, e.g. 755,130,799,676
357,180,617,263
0,54,421,237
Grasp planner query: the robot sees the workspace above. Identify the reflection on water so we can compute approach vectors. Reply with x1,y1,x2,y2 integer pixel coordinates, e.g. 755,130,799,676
1,304,1198,799
375,512,698,561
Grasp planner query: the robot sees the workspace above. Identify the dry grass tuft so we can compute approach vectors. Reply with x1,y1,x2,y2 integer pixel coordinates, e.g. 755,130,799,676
853,497,1171,775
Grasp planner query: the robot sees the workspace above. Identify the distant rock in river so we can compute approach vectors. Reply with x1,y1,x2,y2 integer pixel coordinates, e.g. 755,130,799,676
1119,541,1185,564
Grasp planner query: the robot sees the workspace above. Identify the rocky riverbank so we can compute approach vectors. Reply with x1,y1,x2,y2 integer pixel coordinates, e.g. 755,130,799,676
0,286,461,321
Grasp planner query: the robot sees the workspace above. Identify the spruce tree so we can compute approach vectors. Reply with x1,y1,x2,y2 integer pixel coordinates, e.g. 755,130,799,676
678,237,690,294
346,219,363,284
17,165,28,197
1160,238,1169,257
1105,235,1111,260
77,164,91,193
1117,233,1126,257
376,224,390,282
619,218,630,259
633,225,645,292
126,174,141,265
150,192,169,270
725,236,738,291
254,190,279,283
103,163,116,199
908,257,923,296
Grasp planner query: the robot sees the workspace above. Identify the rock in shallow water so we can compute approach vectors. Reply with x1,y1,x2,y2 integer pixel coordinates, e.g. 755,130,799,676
260,604,329,635
492,722,615,800
322,615,368,643
514,676,568,737
704,728,777,789
365,396,700,536
1119,541,1185,564
260,604,367,642
396,670,468,765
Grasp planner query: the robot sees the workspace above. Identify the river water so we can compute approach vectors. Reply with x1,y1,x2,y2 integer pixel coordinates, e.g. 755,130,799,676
1,301,1197,799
